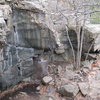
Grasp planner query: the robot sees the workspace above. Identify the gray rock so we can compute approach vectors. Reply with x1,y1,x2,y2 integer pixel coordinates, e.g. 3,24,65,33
0,45,35,90
63,69,75,80
21,59,34,78
84,24,100,51
9,6,56,49
0,5,12,19
23,77,31,82
17,47,34,60
55,46,65,54
78,82,90,96
0,18,5,28
0,0,5,4
0,66,21,90
42,76,53,84
89,80,100,98
0,0,100,91
58,82,79,97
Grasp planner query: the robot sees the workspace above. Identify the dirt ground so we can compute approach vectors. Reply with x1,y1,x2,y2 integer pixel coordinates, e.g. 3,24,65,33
0,83,40,100
0,82,87,100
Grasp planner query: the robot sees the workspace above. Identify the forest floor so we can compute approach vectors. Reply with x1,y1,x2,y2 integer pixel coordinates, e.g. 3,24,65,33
0,59,100,100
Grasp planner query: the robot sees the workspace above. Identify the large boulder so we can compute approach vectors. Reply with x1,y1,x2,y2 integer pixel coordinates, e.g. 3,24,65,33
78,82,90,96
7,1,56,50
84,24,100,51
57,82,79,97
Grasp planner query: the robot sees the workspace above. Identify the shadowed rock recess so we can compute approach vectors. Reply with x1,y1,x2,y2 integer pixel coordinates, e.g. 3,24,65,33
0,0,100,92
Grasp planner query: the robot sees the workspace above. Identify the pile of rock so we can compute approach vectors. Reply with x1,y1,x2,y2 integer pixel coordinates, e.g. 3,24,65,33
41,61,100,100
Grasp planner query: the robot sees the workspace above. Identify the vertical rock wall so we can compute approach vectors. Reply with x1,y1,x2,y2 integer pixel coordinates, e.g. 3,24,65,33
0,3,35,90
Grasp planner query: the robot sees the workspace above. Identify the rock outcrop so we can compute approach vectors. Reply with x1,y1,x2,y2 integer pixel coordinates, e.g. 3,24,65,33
0,0,99,90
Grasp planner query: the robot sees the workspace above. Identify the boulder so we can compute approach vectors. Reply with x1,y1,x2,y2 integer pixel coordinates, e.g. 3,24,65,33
9,2,56,49
78,82,90,96
58,82,79,97
55,46,65,54
84,24,100,51
0,0,5,4
42,76,53,84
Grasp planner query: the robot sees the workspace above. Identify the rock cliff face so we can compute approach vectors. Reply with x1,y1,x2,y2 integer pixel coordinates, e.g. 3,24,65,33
0,0,55,90
0,0,100,90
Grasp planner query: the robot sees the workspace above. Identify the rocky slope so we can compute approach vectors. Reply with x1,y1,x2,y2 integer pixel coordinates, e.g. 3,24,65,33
1,60,100,100
0,0,100,92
